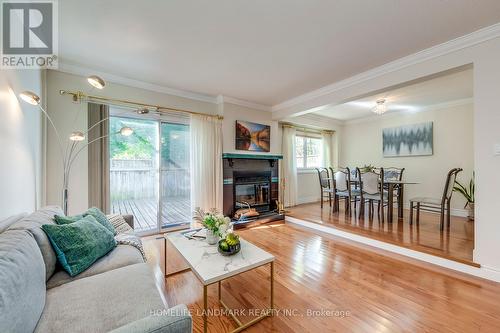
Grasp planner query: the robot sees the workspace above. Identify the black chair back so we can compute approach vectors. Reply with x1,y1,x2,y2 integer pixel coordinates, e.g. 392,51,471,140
316,168,330,189
383,167,405,181
442,168,463,203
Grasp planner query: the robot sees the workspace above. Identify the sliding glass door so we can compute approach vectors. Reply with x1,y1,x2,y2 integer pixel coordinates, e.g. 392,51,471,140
160,123,191,230
109,114,191,234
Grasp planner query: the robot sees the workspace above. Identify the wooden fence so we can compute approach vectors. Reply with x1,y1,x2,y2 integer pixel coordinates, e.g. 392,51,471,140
110,159,190,200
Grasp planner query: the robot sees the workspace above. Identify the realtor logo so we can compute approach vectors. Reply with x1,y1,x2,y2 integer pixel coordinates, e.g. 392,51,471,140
1,0,58,68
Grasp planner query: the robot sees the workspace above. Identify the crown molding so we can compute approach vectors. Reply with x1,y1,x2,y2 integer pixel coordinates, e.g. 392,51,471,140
217,95,271,112
272,23,500,112
57,62,270,111
223,96,272,112
286,112,345,127
57,62,219,104
343,98,473,125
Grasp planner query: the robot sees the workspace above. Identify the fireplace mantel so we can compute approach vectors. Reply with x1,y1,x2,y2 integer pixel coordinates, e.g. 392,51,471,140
223,153,283,167
222,153,283,160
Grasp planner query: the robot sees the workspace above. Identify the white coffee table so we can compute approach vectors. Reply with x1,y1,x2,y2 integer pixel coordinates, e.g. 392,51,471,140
164,230,275,333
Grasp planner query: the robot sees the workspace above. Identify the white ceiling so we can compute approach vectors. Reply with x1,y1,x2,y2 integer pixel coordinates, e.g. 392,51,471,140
59,1,500,106
311,67,473,121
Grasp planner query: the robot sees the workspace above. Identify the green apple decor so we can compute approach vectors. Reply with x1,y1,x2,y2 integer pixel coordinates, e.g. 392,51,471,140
218,232,241,256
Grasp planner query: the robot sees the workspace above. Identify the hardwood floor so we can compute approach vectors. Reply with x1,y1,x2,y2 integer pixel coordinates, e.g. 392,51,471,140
287,201,475,266
142,223,499,333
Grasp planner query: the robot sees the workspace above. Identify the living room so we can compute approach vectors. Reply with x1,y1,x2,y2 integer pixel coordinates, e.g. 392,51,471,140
2,1,500,333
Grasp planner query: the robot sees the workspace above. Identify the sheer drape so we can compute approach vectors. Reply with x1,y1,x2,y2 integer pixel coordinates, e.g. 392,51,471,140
281,126,298,207
88,103,110,213
190,114,223,213
322,131,335,168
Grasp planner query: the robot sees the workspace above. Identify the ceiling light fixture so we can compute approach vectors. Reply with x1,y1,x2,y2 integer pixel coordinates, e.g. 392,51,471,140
373,99,387,115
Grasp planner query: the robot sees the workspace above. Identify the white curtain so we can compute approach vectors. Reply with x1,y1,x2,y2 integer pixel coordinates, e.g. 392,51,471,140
190,114,223,213
322,131,335,168
281,126,298,207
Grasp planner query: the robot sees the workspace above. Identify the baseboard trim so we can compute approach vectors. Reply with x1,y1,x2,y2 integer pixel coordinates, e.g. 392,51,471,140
285,216,500,283
297,196,320,205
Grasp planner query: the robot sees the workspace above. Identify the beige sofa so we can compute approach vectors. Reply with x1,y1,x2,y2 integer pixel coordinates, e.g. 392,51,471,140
0,206,192,333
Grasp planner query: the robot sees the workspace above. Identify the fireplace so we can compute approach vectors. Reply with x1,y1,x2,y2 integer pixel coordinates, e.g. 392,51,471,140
234,171,271,212
223,153,284,228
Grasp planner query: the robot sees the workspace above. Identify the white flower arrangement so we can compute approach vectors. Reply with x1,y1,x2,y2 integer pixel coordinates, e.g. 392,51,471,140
193,207,233,237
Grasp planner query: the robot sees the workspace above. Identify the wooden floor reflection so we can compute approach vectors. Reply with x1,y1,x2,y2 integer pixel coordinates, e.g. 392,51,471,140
287,201,475,266
143,223,498,333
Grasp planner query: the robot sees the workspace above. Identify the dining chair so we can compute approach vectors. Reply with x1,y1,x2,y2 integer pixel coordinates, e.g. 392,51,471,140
379,167,405,209
357,167,387,221
383,167,405,182
316,168,334,208
409,168,463,230
331,167,357,213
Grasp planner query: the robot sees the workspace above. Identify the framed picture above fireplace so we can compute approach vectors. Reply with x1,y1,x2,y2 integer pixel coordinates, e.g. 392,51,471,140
235,120,271,152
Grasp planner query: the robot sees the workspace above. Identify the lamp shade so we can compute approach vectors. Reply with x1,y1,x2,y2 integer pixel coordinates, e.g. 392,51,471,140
120,126,133,136
19,91,41,105
87,75,106,89
69,131,85,141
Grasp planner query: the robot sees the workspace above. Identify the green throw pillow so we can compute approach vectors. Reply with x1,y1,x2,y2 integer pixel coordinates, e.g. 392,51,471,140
54,207,116,235
85,207,116,235
54,214,84,225
42,215,117,276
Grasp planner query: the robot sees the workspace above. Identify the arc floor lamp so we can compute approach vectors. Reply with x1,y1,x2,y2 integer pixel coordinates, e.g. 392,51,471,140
19,75,133,215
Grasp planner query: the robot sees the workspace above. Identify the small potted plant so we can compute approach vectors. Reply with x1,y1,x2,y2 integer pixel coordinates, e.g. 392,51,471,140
218,232,241,256
193,208,231,245
453,173,475,221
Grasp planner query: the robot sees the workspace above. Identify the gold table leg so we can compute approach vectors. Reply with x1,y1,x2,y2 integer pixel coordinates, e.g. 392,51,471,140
203,285,208,333
270,261,274,314
164,237,167,278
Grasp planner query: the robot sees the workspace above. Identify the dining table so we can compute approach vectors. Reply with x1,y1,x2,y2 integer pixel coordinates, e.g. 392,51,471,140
384,180,419,223
346,178,419,223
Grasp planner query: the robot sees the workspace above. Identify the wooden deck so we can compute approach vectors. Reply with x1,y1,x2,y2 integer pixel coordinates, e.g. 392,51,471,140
111,197,191,232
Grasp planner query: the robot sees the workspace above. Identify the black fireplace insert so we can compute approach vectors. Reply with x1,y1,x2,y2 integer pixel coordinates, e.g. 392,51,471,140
233,171,271,213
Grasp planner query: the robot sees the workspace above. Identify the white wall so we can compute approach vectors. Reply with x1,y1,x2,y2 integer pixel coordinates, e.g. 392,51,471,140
340,102,474,212
272,35,500,275
0,69,42,219
45,70,217,215
222,102,281,155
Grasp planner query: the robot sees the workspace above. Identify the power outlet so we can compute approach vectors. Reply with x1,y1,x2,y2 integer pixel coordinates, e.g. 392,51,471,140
495,143,500,156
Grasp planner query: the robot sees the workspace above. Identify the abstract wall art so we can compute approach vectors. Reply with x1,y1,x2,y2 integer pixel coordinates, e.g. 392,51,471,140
382,122,433,157
235,120,270,152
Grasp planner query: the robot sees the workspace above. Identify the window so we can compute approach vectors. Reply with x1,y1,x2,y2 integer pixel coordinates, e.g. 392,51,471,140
295,135,322,169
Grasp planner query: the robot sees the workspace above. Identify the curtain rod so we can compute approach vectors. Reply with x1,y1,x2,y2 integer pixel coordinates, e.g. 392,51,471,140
280,122,335,134
59,90,223,120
